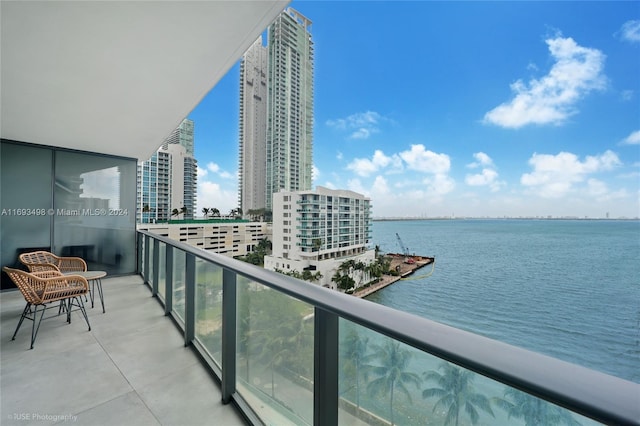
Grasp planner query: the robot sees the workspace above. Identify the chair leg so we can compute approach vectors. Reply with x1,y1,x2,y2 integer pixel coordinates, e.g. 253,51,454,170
12,303,31,340
66,298,72,323
74,296,91,331
30,304,46,349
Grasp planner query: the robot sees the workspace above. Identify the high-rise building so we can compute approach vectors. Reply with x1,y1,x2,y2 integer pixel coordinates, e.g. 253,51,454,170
137,118,197,223
238,36,268,215
238,7,314,215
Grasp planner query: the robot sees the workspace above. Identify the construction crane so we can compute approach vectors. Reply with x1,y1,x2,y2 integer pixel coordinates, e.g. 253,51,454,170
395,233,415,264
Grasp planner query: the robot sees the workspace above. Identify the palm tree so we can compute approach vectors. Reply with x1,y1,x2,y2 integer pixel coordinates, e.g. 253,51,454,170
171,208,180,217
202,207,210,218
312,238,322,261
365,339,421,426
180,206,187,217
494,388,581,426
211,207,220,217
422,362,494,426
341,328,369,409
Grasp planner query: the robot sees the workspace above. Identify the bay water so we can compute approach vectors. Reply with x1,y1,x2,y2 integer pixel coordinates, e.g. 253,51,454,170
366,219,639,384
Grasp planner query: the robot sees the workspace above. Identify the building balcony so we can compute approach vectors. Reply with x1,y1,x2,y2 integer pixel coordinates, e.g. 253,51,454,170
2,230,622,426
1,274,246,426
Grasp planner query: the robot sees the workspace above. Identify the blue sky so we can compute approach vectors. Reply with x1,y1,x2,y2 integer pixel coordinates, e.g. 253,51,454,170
189,1,640,219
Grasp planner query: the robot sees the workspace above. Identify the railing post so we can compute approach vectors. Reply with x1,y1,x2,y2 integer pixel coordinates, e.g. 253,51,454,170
184,252,195,346
314,307,339,426
164,245,173,315
143,234,150,284
152,239,159,296
221,268,237,404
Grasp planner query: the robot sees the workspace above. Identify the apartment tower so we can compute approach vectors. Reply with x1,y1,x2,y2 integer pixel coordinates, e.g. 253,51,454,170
238,8,314,215
137,118,197,223
238,36,268,215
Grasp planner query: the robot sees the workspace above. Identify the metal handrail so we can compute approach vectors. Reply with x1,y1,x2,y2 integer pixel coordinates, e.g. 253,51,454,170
137,230,639,426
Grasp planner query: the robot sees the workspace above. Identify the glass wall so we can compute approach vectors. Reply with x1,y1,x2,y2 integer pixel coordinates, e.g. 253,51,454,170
0,142,53,289
1,140,137,289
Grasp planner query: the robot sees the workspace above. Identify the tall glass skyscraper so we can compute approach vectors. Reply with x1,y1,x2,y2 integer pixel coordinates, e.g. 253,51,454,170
238,7,314,215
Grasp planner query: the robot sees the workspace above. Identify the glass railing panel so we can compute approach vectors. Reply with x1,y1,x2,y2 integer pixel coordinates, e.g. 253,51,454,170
236,276,314,426
139,235,145,276
194,257,223,366
157,242,166,301
338,319,598,426
147,239,154,287
172,249,186,321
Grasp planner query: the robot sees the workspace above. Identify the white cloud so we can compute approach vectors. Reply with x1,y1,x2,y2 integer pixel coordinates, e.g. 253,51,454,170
347,178,368,196
465,152,504,192
206,162,234,179
423,174,456,195
620,20,640,43
521,150,621,198
586,178,608,197
483,36,606,128
312,164,320,182
467,152,494,168
207,162,221,173
466,168,498,186
346,150,402,177
197,181,237,214
399,144,451,174
336,151,343,160
371,175,390,195
326,111,388,140
197,166,208,178
620,130,640,145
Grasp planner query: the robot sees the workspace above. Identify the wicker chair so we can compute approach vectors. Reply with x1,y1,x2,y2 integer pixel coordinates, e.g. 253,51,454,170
19,250,87,273
3,267,91,349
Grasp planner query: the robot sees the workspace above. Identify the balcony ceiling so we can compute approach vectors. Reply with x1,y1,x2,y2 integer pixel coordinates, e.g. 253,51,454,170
0,0,289,160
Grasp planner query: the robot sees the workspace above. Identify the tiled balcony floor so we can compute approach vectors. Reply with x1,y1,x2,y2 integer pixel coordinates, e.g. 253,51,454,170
0,275,246,426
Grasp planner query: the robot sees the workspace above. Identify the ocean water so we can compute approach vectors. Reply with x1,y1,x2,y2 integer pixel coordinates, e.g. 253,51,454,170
366,219,639,383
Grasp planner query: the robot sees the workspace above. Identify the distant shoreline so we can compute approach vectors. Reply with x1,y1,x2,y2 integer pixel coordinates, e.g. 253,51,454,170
373,217,639,222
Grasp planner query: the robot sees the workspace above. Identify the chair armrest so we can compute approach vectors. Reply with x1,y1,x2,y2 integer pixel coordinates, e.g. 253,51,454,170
55,256,87,272
24,263,61,273
31,270,64,279
40,275,90,302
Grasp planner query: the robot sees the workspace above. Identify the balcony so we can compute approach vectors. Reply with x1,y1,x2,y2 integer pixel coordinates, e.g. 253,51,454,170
0,274,246,426
7,230,634,426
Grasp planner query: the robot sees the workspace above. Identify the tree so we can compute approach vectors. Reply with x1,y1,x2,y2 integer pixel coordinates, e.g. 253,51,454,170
211,207,220,217
341,328,369,409
202,207,210,218
365,339,421,426
332,270,355,291
422,362,494,426
171,208,180,217
312,238,322,261
257,237,272,254
494,388,581,426
180,206,187,217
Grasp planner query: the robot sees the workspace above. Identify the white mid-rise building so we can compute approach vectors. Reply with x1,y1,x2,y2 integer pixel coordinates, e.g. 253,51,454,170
264,187,374,289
